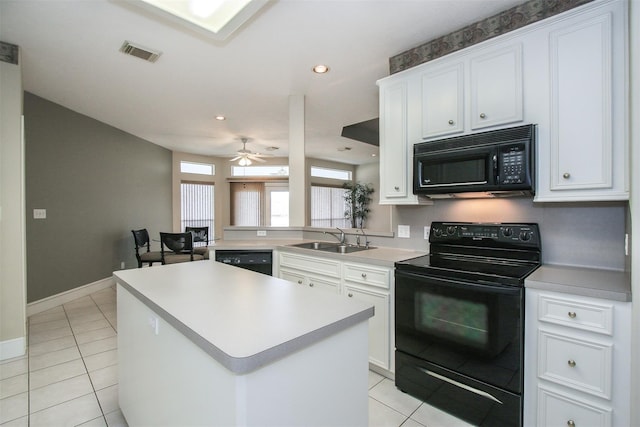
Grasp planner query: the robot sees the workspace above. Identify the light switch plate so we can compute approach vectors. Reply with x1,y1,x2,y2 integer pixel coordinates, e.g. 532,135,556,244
33,209,47,219
398,225,410,238
424,226,430,240
257,230,267,237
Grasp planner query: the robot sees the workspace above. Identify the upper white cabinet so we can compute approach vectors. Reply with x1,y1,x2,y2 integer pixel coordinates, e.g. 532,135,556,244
535,0,628,201
421,62,464,139
378,80,432,205
378,0,627,203
470,45,523,130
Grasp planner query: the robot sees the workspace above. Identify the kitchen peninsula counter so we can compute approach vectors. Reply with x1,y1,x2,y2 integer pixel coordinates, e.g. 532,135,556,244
113,261,374,426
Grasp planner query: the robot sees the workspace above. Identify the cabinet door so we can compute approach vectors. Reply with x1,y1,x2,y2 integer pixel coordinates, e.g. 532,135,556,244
380,81,409,201
307,274,341,294
421,63,464,139
549,14,612,192
470,44,523,130
344,284,390,370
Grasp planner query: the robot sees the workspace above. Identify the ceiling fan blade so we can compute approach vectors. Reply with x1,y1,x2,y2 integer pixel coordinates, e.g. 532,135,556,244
248,155,267,163
229,156,242,161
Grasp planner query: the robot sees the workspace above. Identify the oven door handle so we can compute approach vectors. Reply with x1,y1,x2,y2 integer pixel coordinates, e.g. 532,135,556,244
420,368,503,405
395,270,521,295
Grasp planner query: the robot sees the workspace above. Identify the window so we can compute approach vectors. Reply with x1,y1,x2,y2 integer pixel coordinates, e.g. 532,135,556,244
180,161,214,175
181,182,214,233
311,166,352,181
232,166,289,177
310,185,350,228
230,182,289,226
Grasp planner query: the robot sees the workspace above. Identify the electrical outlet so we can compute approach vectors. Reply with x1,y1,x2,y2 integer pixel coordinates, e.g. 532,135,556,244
33,209,46,219
120,261,125,270
257,230,267,237
424,226,430,240
398,225,410,238
625,233,629,256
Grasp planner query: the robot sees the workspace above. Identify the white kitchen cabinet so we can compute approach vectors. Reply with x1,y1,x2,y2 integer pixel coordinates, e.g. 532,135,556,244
278,252,341,294
535,0,628,201
278,250,395,372
524,289,631,427
470,44,523,130
343,262,392,371
378,78,432,205
421,62,464,139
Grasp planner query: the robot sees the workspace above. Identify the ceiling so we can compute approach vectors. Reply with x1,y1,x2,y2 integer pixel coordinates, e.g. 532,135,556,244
1,0,528,165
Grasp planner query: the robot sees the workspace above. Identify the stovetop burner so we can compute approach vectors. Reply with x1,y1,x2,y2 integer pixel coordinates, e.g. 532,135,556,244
396,222,541,287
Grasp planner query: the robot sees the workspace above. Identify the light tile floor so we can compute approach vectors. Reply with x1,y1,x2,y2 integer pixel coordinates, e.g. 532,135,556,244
1,285,470,427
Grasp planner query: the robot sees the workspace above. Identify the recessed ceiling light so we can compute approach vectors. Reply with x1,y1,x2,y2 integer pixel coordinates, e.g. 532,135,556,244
312,64,330,74
215,115,226,121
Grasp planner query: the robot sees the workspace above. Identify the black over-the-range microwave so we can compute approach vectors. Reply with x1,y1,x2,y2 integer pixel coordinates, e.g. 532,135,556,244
413,124,536,198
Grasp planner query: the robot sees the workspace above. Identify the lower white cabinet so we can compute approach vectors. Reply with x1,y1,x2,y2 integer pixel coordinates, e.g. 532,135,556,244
524,289,631,426
278,251,393,371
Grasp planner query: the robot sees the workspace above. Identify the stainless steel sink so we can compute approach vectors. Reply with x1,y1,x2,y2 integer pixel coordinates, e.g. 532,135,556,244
290,242,375,253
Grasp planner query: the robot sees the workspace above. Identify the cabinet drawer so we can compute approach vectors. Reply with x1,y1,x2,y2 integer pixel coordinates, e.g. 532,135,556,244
537,386,612,427
279,269,305,286
343,263,390,289
538,330,612,399
538,294,613,335
279,252,341,278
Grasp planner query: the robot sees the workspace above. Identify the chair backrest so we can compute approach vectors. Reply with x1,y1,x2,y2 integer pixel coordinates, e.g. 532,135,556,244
185,226,208,245
160,232,194,254
132,229,151,251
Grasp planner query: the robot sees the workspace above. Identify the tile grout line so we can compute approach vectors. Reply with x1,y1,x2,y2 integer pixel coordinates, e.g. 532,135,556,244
61,301,110,426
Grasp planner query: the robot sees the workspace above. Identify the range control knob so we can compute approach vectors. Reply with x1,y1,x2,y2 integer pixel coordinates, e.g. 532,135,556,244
502,227,513,237
519,231,532,242
433,228,443,238
447,226,457,235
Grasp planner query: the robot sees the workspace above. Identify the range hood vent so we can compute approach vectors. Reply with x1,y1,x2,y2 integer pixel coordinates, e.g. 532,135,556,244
119,41,161,63
341,118,379,146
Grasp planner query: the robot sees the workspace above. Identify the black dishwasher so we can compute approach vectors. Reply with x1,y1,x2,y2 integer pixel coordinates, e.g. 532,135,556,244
214,250,272,276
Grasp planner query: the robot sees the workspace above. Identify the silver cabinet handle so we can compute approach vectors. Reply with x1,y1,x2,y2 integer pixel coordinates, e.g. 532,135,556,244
567,420,576,427
394,186,400,191
309,283,314,287
348,293,353,297
361,273,367,278
563,172,571,179
479,113,486,119
568,360,576,367
568,311,577,318
297,280,303,285
448,119,454,125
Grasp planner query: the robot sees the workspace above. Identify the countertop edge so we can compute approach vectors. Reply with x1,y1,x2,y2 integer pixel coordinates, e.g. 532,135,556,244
116,277,374,374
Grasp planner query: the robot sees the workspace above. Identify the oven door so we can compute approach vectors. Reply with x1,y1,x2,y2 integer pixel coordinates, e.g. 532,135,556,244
395,269,523,394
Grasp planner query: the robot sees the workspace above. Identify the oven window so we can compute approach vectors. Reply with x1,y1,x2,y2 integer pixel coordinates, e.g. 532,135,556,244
416,293,488,347
420,156,486,186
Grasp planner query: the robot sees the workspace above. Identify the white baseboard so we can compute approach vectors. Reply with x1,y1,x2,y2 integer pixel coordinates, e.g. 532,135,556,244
27,276,115,317
0,336,26,361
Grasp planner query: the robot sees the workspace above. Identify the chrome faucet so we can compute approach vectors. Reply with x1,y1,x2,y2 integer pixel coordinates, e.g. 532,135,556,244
324,227,346,245
357,228,370,248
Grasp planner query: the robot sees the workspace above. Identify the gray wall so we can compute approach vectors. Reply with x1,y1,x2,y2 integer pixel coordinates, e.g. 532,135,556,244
24,92,172,303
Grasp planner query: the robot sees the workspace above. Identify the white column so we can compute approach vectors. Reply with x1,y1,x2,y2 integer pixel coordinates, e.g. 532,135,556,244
288,95,306,227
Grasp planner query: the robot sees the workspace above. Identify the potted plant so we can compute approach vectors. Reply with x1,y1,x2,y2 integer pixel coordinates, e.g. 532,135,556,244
343,182,374,229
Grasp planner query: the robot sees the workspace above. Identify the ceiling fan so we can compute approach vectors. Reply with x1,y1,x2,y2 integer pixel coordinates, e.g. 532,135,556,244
230,138,269,166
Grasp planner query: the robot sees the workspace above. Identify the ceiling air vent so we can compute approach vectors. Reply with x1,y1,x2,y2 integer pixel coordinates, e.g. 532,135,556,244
119,41,161,63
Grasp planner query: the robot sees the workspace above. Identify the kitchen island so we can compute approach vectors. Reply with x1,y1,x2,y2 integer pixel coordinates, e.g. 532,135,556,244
113,261,374,426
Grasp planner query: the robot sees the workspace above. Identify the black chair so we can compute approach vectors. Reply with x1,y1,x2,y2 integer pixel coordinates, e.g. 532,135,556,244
185,226,210,259
160,232,205,264
132,229,163,268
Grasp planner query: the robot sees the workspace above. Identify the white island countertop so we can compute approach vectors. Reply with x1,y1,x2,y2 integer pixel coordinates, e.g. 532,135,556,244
113,261,374,374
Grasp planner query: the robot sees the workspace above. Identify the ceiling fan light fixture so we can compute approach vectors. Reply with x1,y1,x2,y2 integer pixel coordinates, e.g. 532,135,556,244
238,157,252,166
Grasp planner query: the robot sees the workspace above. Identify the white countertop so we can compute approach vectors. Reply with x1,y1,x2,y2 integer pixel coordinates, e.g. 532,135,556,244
211,239,427,267
113,261,374,374
525,264,631,302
